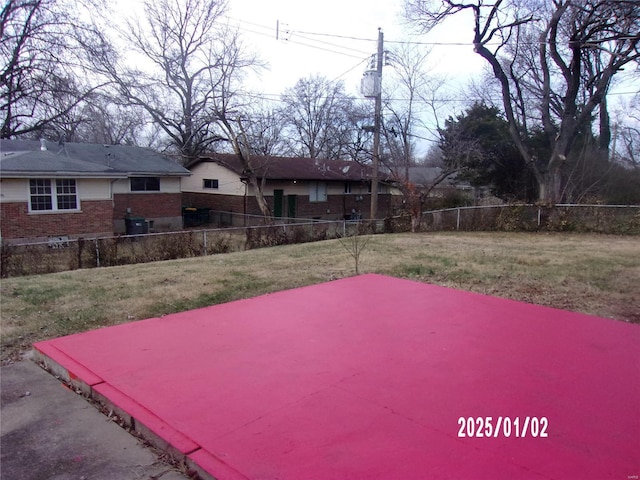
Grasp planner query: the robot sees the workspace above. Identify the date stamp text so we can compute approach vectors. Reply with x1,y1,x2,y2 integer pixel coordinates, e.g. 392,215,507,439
457,416,548,438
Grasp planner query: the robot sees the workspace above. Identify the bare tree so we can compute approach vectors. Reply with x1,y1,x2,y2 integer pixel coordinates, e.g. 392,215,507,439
381,44,440,178
216,114,272,219
203,27,272,220
337,221,371,275
339,101,374,164
618,124,640,168
405,0,640,204
86,0,261,164
74,96,151,145
379,43,458,231
280,75,363,159
1,0,106,138
613,97,640,168
241,103,288,156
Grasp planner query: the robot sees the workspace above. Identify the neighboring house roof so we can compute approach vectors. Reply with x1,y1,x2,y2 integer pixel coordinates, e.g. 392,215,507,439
189,153,390,182
407,166,471,189
0,139,190,178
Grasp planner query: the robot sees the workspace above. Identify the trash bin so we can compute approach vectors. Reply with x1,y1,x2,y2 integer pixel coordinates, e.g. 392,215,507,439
182,207,210,227
124,217,148,235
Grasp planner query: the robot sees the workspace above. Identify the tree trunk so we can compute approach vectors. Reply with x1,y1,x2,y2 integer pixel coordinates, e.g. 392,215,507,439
248,175,272,222
408,193,422,233
221,117,273,223
410,213,421,233
599,96,611,159
538,169,562,204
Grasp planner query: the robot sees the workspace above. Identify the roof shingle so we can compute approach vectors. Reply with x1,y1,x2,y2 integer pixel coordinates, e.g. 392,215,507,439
192,153,382,182
0,139,190,177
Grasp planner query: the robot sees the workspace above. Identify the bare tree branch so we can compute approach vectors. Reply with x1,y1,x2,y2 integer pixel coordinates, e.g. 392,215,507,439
405,0,640,203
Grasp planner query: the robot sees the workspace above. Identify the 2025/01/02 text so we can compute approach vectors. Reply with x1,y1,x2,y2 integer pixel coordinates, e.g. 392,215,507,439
457,417,549,438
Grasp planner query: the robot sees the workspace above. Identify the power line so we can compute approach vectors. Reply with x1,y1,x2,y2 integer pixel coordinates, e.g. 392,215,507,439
293,32,372,56
225,16,375,57
284,39,367,59
224,16,275,33
332,58,371,82
292,30,375,43
238,90,638,106
228,17,640,49
231,23,367,58
278,26,640,48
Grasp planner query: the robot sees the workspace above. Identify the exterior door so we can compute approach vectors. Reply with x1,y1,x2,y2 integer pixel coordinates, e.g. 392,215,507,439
288,194,297,219
273,189,284,217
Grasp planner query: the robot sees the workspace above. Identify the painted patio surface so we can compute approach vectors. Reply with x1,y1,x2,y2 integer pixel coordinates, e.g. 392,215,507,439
34,274,639,479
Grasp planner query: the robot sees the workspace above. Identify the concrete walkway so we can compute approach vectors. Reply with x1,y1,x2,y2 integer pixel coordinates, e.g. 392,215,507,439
1,359,189,480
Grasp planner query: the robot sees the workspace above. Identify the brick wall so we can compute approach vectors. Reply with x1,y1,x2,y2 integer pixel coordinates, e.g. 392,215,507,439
112,193,182,221
182,192,245,214
274,193,396,220
1,200,114,240
294,194,364,219
181,192,396,220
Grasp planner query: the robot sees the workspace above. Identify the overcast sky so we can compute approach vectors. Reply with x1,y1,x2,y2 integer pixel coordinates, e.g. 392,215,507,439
225,1,637,110
226,0,485,97
107,0,637,153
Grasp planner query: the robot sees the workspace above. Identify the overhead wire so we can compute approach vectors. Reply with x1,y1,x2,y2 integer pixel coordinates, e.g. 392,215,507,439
232,19,640,48
283,39,367,59
292,33,372,56
332,57,371,82
237,89,639,107
290,31,375,43
286,28,640,47
223,16,638,109
225,16,376,58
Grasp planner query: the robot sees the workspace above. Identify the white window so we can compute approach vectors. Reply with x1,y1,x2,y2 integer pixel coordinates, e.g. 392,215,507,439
344,182,352,194
203,178,219,189
309,182,327,202
29,179,79,212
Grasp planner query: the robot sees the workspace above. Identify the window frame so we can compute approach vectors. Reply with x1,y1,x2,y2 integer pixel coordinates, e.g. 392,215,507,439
203,178,219,189
28,178,80,213
309,181,328,202
130,177,161,192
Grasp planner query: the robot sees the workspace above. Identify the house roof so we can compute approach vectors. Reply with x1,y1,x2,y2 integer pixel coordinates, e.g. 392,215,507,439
190,153,388,182
407,166,471,188
0,139,190,178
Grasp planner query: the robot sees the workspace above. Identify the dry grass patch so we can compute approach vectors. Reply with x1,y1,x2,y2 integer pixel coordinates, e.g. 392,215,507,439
1,232,638,364
368,233,639,321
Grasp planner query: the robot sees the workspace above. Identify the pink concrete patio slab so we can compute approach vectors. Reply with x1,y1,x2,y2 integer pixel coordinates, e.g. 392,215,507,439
34,274,640,479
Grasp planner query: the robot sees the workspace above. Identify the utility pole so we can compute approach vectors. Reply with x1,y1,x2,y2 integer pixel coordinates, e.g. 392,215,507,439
370,28,383,221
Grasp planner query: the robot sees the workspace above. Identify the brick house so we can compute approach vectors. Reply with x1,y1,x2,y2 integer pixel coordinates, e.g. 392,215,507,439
182,153,399,225
0,139,190,243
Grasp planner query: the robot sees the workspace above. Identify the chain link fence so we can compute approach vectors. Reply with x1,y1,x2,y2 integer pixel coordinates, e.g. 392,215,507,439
385,204,640,235
0,219,373,278
2,205,638,278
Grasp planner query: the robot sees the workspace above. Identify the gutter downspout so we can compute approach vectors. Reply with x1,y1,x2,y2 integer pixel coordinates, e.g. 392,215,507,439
109,179,120,234
242,179,248,227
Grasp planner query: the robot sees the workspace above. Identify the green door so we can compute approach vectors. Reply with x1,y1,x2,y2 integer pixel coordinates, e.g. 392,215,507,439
274,189,284,217
288,194,297,219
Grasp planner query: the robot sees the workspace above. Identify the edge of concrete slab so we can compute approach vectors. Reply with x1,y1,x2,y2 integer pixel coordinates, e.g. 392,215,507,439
29,347,215,480
1,356,192,480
